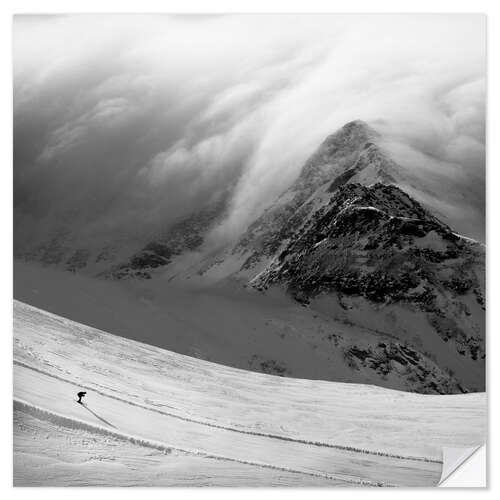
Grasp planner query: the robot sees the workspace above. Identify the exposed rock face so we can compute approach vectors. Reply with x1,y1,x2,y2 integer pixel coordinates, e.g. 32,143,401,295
65,249,90,273
249,182,485,390
343,341,466,395
248,355,291,377
252,182,479,302
101,198,227,279
22,229,71,267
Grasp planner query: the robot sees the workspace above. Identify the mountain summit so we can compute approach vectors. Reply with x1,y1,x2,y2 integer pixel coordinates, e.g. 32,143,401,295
295,120,380,190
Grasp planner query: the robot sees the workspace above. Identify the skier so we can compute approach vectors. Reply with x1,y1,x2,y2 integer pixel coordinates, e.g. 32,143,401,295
77,391,87,404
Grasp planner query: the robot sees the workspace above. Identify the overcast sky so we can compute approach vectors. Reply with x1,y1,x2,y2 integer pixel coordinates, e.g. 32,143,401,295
13,14,486,249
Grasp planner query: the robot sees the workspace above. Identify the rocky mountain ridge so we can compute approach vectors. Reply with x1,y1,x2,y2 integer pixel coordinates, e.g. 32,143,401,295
251,182,485,367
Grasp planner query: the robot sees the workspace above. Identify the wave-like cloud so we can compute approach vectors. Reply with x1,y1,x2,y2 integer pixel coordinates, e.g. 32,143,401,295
13,14,485,252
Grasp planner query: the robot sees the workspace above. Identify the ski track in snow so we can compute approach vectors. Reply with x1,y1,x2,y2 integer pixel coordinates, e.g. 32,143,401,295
14,406,339,487
13,359,440,465
14,399,384,487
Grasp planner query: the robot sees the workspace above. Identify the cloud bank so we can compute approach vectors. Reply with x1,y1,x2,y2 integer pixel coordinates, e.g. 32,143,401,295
13,14,486,252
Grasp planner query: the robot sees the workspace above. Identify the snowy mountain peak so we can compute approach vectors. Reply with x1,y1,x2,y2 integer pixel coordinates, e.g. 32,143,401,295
320,119,378,147
293,120,379,192
229,121,398,271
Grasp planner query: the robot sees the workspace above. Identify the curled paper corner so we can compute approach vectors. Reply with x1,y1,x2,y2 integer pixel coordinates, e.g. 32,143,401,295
439,444,486,487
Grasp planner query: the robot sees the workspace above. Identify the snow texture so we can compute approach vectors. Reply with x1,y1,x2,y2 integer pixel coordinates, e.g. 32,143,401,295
14,300,485,486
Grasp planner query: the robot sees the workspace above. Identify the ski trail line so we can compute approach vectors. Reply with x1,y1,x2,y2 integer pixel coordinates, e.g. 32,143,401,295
14,358,441,464
14,399,390,487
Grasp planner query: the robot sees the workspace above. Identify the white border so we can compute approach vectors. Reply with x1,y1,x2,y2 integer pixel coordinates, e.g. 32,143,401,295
2,1,498,498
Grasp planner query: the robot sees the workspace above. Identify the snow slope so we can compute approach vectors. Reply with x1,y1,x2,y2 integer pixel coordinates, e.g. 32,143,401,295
14,300,486,486
14,402,336,487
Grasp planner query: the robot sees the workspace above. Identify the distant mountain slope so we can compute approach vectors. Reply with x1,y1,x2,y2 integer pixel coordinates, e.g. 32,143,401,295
15,189,229,281
101,197,227,280
251,182,485,391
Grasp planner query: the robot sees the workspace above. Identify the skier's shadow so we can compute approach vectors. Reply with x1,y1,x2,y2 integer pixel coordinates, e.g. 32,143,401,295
78,403,116,428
